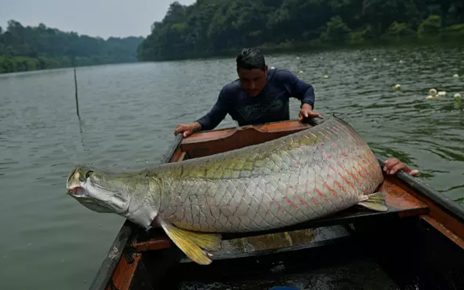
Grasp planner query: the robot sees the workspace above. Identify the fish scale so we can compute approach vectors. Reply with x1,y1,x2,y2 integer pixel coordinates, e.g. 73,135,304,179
150,118,381,233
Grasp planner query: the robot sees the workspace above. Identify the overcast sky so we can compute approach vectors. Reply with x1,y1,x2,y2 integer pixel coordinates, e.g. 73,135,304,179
0,0,196,38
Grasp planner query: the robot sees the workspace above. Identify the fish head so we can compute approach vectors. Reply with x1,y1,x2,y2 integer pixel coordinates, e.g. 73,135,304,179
67,167,130,214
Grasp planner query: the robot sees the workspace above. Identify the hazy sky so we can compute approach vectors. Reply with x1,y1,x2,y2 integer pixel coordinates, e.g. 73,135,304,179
0,0,196,38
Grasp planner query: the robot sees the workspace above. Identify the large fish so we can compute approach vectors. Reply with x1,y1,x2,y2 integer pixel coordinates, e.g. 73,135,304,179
67,117,385,264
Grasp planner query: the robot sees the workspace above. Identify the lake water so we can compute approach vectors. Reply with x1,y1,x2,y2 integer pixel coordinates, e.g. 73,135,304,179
0,46,463,289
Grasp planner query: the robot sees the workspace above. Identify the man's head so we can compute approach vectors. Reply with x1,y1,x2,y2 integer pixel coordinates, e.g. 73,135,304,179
236,48,268,97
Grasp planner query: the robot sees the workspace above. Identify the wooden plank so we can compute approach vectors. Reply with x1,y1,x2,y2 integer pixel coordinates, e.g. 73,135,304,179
106,253,141,290
421,216,464,249
180,120,310,158
386,172,464,244
132,236,171,252
420,202,464,246
379,177,429,217
90,221,135,290
183,120,310,143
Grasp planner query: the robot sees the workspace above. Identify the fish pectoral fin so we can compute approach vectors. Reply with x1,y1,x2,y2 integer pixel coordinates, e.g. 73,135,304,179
160,221,221,265
358,192,388,212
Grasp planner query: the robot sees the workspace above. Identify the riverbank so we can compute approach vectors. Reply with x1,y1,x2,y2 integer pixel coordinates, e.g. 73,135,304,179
5,35,463,75
0,55,138,74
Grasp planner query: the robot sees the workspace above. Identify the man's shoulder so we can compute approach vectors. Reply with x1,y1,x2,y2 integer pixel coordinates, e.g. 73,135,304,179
220,79,241,96
268,68,298,83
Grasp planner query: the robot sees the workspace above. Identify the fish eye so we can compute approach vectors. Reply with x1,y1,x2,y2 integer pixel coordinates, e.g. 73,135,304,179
85,170,94,179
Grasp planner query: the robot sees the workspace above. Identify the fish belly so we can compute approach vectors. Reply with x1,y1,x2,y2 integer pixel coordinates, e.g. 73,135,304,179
157,117,383,232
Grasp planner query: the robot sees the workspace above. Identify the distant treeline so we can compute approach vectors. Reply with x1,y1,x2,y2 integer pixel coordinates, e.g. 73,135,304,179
138,0,464,61
0,20,143,73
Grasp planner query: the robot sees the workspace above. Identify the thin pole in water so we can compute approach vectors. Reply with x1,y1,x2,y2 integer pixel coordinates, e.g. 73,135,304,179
73,65,80,119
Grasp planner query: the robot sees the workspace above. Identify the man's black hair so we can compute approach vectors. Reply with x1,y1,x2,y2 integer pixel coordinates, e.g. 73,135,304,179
236,48,266,70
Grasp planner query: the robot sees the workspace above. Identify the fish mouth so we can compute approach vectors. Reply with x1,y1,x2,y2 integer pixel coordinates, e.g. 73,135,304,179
67,167,89,198
67,186,87,198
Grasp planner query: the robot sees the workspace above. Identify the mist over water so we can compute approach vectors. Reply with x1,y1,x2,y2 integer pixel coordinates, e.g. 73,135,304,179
0,46,463,289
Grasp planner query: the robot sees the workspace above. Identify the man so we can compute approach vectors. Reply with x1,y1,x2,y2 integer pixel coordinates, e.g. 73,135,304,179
174,48,417,176
175,47,319,137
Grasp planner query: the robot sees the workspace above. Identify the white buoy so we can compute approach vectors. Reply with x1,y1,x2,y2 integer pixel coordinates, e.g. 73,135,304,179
437,91,447,97
426,88,438,100
392,84,401,91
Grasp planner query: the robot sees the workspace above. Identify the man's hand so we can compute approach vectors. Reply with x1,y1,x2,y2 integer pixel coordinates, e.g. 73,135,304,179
299,103,321,120
383,157,419,176
174,122,202,138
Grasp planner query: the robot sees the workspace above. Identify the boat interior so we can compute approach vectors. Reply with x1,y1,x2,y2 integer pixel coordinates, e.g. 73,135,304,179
97,120,464,290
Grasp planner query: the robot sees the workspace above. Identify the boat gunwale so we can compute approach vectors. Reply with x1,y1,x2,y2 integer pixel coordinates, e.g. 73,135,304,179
393,169,464,222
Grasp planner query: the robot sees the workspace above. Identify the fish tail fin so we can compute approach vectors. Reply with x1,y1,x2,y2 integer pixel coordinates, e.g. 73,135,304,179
358,192,388,212
160,221,221,265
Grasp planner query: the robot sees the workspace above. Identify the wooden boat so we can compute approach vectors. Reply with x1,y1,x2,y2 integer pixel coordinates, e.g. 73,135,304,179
90,120,464,290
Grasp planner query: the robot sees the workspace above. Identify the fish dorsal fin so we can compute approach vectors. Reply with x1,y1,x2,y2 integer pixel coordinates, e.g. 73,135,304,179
358,192,388,212
160,221,221,265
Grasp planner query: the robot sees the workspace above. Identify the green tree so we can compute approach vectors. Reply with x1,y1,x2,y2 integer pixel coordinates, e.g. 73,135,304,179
321,16,351,43
207,0,268,51
0,20,143,73
267,0,331,42
361,0,420,34
384,21,415,39
418,15,442,38
137,0,464,61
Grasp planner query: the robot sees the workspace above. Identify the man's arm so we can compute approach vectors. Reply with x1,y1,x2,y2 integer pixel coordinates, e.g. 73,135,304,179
174,90,228,137
278,70,320,120
299,103,321,120
295,80,321,120
294,80,320,120
196,92,228,131
175,122,202,138
283,70,315,105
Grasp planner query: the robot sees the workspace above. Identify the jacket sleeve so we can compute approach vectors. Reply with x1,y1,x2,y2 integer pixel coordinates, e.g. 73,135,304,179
280,70,315,108
196,89,228,130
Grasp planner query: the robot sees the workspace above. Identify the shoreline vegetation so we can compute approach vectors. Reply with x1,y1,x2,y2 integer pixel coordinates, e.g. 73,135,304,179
1,0,464,74
137,0,464,61
0,21,143,74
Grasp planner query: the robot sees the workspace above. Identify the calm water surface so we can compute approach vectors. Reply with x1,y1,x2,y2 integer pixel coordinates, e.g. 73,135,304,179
0,46,463,289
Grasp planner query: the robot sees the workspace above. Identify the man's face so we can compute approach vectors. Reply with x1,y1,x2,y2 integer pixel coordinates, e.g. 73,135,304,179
237,67,268,97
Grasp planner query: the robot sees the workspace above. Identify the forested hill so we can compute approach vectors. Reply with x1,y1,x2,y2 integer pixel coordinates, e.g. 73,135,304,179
0,20,144,73
138,0,464,61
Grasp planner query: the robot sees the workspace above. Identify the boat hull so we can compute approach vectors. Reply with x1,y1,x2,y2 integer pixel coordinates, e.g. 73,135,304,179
88,119,464,290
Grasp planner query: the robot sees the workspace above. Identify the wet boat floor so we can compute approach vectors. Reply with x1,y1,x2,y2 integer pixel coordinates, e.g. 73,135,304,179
179,257,398,290
159,225,401,290
143,219,464,290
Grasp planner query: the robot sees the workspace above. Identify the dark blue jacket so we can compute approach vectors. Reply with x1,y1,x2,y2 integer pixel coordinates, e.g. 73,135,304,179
197,68,315,130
